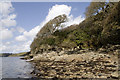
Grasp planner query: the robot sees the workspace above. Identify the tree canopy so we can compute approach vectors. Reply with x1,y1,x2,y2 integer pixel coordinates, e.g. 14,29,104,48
85,0,107,18
85,0,119,18
37,14,67,37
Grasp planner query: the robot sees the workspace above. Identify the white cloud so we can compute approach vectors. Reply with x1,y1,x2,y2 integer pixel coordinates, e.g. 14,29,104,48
0,2,14,16
0,28,13,40
0,45,7,52
62,15,85,27
16,27,25,33
0,40,32,53
0,2,16,40
15,25,40,42
15,35,27,42
23,26,40,38
45,4,71,22
16,40,32,52
5,42,11,45
0,2,17,53
1,14,16,27
12,40,32,53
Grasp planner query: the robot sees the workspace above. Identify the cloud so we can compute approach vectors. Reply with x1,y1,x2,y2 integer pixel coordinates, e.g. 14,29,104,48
15,25,40,42
15,35,27,42
1,14,16,27
45,4,71,22
16,27,25,33
62,15,85,27
0,2,17,53
0,2,16,40
0,2,14,16
0,28,13,40
13,40,32,53
23,26,40,38
0,40,32,53
5,42,11,45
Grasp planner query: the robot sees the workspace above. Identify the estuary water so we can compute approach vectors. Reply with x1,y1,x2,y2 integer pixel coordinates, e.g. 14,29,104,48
0,57,33,78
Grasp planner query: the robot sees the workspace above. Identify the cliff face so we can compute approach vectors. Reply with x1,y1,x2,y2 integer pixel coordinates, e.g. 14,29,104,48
30,2,120,55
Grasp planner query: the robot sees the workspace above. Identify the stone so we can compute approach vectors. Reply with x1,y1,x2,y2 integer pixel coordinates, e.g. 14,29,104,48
30,45,119,79
59,51,65,55
111,72,118,79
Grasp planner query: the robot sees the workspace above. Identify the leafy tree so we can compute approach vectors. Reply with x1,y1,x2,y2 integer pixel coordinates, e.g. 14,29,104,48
85,0,107,18
72,29,90,48
37,14,67,37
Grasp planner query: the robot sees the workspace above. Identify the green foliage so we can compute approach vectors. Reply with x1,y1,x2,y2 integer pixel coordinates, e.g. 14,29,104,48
42,38,55,45
9,52,28,57
0,52,28,57
0,53,12,57
85,1,106,18
62,38,76,48
53,30,69,39
72,29,90,47
37,14,67,37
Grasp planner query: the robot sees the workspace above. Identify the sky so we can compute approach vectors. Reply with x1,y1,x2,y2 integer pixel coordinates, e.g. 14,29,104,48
0,2,90,53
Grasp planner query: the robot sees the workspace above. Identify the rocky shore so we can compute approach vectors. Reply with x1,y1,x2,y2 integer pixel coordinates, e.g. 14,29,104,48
29,45,120,79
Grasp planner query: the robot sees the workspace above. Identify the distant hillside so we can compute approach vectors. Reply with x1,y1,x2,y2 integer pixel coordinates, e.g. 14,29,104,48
8,52,29,57
30,2,120,55
0,53,12,57
0,52,29,57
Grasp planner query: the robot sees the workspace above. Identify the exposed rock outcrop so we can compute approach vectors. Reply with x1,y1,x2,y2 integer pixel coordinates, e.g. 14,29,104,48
29,45,119,79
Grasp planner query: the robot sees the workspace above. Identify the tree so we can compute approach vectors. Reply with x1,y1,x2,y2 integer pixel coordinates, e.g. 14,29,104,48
85,0,107,18
37,14,67,37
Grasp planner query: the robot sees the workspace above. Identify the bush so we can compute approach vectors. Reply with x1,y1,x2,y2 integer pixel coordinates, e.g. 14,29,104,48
42,38,55,45
72,29,90,45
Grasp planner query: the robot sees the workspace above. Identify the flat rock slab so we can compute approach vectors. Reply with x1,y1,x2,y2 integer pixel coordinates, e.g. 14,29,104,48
31,51,118,79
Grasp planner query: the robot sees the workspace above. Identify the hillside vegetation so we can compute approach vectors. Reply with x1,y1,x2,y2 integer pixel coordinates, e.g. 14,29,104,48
30,2,120,55
0,52,29,57
8,52,29,57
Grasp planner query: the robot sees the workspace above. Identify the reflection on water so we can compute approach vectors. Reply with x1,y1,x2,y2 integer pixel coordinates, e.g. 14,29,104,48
1,57,33,78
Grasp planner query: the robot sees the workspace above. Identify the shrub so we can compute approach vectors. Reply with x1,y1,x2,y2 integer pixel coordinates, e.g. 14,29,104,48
42,38,55,45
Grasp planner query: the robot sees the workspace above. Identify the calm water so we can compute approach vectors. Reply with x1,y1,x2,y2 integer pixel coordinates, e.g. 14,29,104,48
0,57,33,78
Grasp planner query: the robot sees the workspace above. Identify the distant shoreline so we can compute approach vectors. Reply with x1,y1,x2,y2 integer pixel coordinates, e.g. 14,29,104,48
0,52,28,57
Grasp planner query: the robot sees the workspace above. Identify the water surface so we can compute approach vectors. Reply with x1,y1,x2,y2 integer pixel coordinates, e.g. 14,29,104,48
1,57,33,78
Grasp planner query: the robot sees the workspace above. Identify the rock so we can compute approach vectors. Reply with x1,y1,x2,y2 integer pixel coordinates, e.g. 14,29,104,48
110,72,118,79
47,51,58,57
51,47,56,51
114,49,120,55
89,48,94,51
110,45,120,51
98,48,108,53
30,45,119,79
51,65,56,69
79,50,86,53
33,54,49,61
59,51,65,55
105,65,116,67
